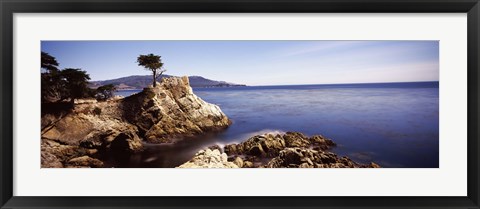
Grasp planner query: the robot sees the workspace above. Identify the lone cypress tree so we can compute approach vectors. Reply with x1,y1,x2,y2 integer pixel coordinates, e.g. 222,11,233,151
137,53,166,87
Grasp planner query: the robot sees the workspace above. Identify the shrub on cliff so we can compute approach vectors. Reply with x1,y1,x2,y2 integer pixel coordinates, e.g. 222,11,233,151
95,84,116,101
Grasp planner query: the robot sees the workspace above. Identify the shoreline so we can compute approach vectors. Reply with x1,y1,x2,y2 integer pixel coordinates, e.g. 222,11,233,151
41,76,232,168
177,132,381,168
41,76,437,168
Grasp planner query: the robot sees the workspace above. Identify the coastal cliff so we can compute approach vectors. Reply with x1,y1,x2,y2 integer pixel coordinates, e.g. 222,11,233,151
41,76,379,168
41,76,231,168
121,76,231,143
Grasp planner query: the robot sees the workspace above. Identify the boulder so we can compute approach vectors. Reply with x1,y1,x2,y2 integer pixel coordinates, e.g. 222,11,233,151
41,151,63,168
259,134,286,157
42,112,142,151
230,134,286,157
247,144,265,157
233,157,244,168
208,144,223,153
265,147,381,168
283,132,311,148
369,162,381,168
224,143,243,155
223,132,334,159
66,156,104,168
242,161,254,168
41,138,101,168
265,148,303,168
177,149,239,168
110,132,143,153
309,135,336,150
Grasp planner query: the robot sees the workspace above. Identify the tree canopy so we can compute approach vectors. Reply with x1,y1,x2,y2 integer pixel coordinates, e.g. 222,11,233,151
41,52,93,104
95,84,116,101
41,52,63,102
60,68,92,102
41,52,59,73
137,53,166,87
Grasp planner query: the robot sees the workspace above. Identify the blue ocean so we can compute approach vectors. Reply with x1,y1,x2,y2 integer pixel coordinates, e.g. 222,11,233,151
112,82,439,168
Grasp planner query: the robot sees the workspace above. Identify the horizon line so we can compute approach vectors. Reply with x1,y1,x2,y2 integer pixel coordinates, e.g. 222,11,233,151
110,80,439,90
247,80,439,87
91,74,439,87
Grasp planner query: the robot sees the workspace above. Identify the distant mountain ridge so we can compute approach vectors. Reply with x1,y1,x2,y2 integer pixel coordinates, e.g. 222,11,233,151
89,75,246,90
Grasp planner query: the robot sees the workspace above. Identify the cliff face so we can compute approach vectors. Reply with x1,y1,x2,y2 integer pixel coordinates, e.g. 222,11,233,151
120,76,231,143
41,76,231,168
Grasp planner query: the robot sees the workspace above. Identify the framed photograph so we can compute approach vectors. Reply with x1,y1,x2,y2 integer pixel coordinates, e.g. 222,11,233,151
1,0,479,208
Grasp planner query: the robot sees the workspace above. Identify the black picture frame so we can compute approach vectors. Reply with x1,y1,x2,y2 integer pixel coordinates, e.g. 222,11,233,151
1,0,479,208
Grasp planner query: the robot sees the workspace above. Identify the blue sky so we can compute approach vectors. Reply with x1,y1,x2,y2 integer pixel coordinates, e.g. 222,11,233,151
41,41,439,86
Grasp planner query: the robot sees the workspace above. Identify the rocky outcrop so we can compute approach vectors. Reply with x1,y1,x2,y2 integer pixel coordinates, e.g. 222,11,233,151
183,132,380,168
41,138,102,168
224,132,336,158
121,76,231,143
41,76,231,168
265,148,375,168
66,156,104,168
177,149,238,168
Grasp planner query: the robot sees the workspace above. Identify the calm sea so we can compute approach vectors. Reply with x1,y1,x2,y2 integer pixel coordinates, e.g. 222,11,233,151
108,82,439,168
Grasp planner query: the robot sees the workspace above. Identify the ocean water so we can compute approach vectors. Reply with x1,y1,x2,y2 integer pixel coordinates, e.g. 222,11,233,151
109,82,439,168
115,89,142,97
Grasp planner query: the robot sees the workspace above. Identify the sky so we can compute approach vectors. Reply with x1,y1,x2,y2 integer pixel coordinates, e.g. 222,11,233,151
41,41,439,86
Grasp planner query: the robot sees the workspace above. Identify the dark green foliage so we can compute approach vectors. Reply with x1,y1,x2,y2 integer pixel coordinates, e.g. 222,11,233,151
137,53,166,87
41,52,64,103
41,52,59,72
137,53,163,70
41,52,92,104
85,87,97,98
60,68,91,102
95,84,116,100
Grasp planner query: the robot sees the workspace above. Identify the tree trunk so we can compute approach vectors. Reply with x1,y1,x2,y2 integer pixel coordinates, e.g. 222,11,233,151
158,71,164,83
70,97,75,106
152,70,157,87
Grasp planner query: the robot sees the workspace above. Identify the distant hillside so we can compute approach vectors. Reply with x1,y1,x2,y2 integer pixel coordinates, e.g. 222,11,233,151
89,75,246,90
